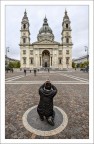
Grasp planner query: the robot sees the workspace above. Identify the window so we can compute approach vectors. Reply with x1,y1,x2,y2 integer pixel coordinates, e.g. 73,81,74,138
66,38,69,43
23,57,26,64
66,50,69,54
59,50,62,55
59,58,62,64
66,57,69,64
23,50,26,54
66,32,69,36
23,24,26,29
66,24,68,28
30,58,33,64
23,38,26,43
30,50,33,55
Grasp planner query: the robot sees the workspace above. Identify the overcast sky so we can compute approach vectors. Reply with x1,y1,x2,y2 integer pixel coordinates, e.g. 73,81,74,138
6,5,88,60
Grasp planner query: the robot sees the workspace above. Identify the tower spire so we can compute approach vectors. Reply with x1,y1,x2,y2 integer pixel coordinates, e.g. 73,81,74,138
22,9,28,21
43,16,48,26
65,9,67,14
24,9,27,17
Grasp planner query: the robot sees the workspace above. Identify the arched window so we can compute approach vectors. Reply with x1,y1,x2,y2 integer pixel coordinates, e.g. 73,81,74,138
30,58,33,64
66,57,69,64
23,24,26,29
66,24,68,28
66,38,69,43
66,32,69,36
23,50,26,54
23,57,26,64
59,58,62,64
23,38,26,43
66,50,69,54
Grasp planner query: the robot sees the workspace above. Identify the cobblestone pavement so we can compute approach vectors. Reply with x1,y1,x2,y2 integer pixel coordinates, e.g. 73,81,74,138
5,70,89,139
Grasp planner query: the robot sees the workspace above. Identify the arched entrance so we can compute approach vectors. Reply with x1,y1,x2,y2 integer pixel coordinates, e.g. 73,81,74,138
42,50,50,68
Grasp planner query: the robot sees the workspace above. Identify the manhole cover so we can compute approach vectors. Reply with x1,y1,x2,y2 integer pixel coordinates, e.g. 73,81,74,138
22,105,68,136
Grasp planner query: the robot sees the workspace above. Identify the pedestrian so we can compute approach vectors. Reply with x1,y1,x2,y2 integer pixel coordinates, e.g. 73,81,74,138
34,69,36,76
24,69,26,76
30,70,31,73
37,80,57,126
12,68,14,73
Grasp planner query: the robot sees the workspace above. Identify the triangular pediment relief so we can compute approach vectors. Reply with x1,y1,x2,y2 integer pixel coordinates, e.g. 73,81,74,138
32,39,60,45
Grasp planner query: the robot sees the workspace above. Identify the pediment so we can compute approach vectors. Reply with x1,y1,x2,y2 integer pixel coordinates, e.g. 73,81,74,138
32,39,60,45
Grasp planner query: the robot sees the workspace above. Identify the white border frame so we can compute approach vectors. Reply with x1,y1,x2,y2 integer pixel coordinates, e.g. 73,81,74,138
1,0,93,144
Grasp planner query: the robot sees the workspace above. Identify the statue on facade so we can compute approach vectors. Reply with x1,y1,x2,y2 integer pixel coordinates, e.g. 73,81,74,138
37,80,57,126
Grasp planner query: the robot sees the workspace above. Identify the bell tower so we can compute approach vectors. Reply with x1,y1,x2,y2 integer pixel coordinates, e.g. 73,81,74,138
20,9,30,45
61,9,73,68
20,10,30,69
61,9,72,45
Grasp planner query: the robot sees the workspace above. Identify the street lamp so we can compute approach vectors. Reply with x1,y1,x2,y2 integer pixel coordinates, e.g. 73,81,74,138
84,46,89,69
85,46,88,60
6,47,9,66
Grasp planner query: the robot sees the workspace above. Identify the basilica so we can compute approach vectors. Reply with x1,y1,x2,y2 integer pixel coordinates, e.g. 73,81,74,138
19,10,73,70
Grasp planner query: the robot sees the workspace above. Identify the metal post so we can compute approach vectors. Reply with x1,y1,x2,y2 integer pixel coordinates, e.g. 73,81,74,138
84,46,88,70
6,47,9,66
85,46,88,61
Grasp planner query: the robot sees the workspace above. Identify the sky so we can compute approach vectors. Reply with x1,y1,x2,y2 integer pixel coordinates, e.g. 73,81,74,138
5,5,88,60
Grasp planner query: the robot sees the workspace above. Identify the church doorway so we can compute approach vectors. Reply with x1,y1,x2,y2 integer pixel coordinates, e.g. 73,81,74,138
42,50,50,68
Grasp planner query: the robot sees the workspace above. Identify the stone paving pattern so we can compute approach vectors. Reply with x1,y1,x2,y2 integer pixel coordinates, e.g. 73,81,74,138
12,73,79,82
5,70,89,139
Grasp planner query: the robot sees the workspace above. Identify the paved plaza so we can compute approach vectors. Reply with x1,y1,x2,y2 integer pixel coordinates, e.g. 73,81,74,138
5,69,89,139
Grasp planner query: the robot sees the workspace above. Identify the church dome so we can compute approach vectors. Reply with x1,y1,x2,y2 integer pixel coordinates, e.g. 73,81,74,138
39,25,52,34
37,16,54,41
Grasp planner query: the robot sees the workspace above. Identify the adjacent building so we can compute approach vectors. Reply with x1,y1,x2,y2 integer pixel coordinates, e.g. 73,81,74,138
72,55,89,65
19,10,73,70
5,55,20,65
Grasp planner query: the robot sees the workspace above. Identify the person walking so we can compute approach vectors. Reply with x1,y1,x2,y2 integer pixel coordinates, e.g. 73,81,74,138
34,69,36,76
48,68,49,72
24,69,26,76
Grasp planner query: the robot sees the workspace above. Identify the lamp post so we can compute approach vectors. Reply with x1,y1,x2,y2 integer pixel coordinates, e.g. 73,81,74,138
84,46,88,69
6,47,9,66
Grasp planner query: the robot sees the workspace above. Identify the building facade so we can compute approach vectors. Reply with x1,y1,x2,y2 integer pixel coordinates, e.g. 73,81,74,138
19,10,73,70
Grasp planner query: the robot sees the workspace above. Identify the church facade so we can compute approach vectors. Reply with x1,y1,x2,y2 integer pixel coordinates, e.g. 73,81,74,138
19,10,73,70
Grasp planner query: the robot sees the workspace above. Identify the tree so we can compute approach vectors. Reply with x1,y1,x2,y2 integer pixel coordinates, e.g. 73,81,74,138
72,62,76,68
80,61,89,68
76,63,80,68
80,63,84,68
8,62,14,68
84,61,89,67
16,61,20,68
8,61,20,68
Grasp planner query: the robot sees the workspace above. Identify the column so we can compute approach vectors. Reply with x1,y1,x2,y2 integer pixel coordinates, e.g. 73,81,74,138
50,56,52,66
40,57,41,66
